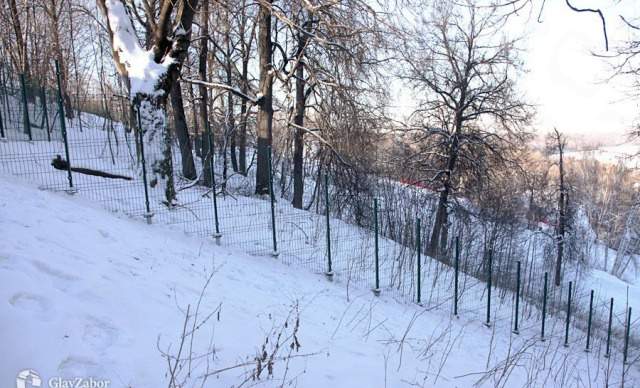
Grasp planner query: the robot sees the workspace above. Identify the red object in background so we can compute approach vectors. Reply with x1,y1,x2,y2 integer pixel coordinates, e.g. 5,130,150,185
399,178,435,192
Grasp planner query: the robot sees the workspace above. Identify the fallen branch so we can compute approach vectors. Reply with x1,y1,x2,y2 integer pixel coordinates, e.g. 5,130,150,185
51,155,133,181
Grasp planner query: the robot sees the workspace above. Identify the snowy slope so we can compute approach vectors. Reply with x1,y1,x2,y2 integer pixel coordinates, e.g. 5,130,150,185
1,175,638,387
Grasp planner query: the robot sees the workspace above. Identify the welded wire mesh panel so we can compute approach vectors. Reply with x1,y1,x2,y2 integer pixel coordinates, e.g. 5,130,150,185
0,76,68,190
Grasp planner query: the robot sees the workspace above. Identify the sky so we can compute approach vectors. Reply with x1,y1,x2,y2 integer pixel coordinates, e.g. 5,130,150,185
391,1,640,146
518,0,640,145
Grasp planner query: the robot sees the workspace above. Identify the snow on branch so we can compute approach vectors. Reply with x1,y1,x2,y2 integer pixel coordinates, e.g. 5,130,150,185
98,0,172,98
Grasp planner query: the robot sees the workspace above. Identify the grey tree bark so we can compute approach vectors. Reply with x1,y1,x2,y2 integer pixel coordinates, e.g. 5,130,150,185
169,81,197,180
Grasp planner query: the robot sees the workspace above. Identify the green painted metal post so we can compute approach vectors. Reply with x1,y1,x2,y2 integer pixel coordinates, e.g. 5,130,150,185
542,272,548,341
624,307,632,365
136,107,152,223
0,64,10,126
586,290,594,352
485,248,493,327
454,236,460,316
8,65,15,91
564,281,572,347
206,124,221,239
0,100,4,138
268,146,278,257
416,218,421,305
324,174,333,279
55,61,74,191
514,261,521,334
20,73,32,140
605,298,614,358
41,87,51,141
0,63,4,137
0,69,4,137
373,198,380,296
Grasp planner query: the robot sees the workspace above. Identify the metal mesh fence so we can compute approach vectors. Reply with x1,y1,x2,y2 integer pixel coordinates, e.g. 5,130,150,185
0,64,637,373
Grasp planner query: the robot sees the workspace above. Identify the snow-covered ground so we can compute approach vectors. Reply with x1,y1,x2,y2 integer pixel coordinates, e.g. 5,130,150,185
2,174,639,387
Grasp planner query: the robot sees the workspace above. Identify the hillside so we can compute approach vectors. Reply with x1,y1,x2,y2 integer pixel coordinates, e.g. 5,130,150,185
1,175,639,387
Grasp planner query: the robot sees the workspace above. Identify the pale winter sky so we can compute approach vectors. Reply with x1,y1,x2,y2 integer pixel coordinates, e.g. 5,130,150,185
521,0,640,145
392,1,640,146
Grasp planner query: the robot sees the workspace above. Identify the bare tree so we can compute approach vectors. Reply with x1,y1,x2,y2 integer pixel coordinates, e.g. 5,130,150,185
44,0,73,117
274,0,387,208
400,0,532,259
4,0,30,78
547,128,568,286
236,1,256,176
198,0,214,188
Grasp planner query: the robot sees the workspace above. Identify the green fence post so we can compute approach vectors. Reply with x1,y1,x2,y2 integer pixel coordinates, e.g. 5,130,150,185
8,64,15,91
20,73,32,140
324,173,333,280
55,61,74,192
0,63,4,137
586,290,594,352
268,146,278,257
605,298,614,358
541,272,548,341
485,248,493,327
0,64,9,127
41,87,51,141
514,261,521,334
416,218,421,305
0,100,4,138
373,198,380,296
206,124,221,240
454,236,460,316
624,307,632,365
136,106,152,223
75,95,84,133
564,281,572,347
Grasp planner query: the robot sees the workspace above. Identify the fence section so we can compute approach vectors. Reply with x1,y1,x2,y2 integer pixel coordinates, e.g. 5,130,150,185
0,62,637,374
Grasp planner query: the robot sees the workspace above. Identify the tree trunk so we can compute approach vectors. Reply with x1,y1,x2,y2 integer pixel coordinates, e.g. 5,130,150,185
238,23,250,175
169,81,197,180
255,0,274,195
225,12,238,173
292,19,308,209
138,96,176,205
427,133,459,259
555,133,566,286
187,81,200,157
238,71,248,175
199,1,212,187
8,0,30,80
48,0,73,117
96,0,200,206
428,184,450,259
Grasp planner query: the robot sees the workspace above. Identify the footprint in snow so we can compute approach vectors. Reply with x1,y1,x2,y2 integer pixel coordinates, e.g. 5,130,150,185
82,316,119,351
9,292,51,315
57,356,103,377
97,229,112,240
31,260,79,282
